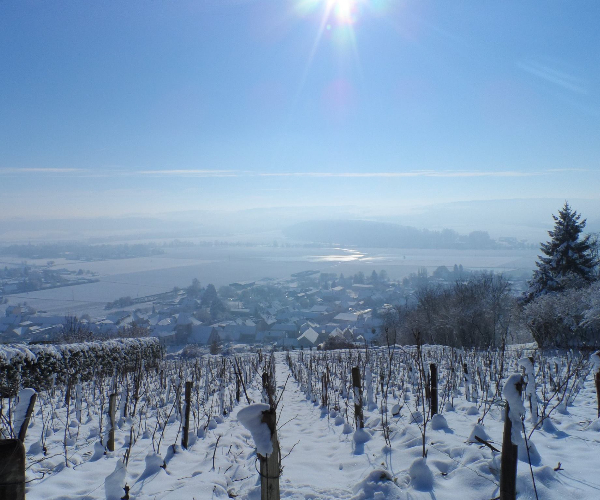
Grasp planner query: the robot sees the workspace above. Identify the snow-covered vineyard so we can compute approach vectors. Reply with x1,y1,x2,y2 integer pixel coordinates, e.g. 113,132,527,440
2,341,600,499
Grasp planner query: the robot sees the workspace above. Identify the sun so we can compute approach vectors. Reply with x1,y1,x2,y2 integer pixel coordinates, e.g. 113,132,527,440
295,0,365,26
329,0,359,24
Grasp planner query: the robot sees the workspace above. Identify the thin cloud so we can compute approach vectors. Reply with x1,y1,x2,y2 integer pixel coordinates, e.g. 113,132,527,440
1,167,588,179
547,168,588,173
136,169,239,177
0,167,84,174
258,170,541,178
517,60,588,95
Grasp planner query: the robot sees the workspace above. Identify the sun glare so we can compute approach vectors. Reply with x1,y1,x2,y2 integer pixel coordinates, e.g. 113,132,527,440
291,0,389,115
296,0,363,25
331,0,357,25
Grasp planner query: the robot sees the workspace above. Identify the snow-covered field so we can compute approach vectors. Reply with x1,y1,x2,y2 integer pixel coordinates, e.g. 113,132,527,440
5,345,598,499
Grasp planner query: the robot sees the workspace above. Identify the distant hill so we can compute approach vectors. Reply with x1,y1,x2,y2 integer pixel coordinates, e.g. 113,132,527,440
283,220,506,250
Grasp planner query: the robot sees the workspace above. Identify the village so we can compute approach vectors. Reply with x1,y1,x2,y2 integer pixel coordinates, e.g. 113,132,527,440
0,265,529,349
0,261,98,296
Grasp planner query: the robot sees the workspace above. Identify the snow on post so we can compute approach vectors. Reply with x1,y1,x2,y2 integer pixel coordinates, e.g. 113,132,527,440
502,374,525,446
14,388,37,442
238,403,273,456
239,402,280,500
517,357,538,423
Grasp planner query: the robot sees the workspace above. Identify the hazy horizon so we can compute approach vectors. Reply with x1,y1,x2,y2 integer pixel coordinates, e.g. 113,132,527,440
1,197,599,246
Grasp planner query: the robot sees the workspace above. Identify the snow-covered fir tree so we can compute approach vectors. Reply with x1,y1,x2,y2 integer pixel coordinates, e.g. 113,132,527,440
527,202,595,300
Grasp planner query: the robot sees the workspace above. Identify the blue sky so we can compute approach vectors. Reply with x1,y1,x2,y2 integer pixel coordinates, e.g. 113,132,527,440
1,0,599,219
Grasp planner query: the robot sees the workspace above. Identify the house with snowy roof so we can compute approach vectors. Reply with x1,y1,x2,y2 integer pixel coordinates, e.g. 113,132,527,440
257,314,277,331
352,284,375,299
276,332,300,348
270,323,298,337
333,309,371,325
297,327,320,348
151,317,176,340
220,324,256,343
189,325,217,345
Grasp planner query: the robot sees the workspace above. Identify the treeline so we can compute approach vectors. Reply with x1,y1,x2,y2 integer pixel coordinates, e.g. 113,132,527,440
382,274,600,349
0,242,164,261
382,273,519,348
284,220,529,250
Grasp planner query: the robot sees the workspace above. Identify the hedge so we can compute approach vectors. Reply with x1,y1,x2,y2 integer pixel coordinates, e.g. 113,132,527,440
0,338,163,395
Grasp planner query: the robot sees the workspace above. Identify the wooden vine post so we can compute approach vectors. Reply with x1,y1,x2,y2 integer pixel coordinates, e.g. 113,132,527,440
18,392,37,443
182,381,192,449
596,370,600,419
0,390,36,500
108,393,117,452
430,363,438,416
260,370,280,500
500,376,523,500
593,351,600,419
351,366,364,429
0,440,25,500
259,408,280,500
463,363,470,401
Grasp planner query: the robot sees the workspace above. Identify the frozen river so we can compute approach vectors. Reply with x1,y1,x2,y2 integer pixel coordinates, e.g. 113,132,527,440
1,245,538,318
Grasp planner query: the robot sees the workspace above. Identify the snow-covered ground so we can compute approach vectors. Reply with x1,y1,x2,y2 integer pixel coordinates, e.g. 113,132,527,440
18,348,600,499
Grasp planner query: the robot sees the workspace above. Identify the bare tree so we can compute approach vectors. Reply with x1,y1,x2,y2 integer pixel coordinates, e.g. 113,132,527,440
58,316,93,343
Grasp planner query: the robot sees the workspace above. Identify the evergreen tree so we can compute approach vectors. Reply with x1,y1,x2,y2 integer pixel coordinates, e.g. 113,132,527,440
210,297,227,320
527,202,595,299
201,283,218,307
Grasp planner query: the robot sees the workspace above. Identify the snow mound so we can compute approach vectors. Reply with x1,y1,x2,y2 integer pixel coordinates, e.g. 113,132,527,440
354,428,371,444
90,440,104,461
237,403,273,456
351,469,402,500
140,452,164,479
409,457,434,491
28,439,43,455
430,414,448,430
410,411,423,424
465,405,479,416
467,423,490,443
542,417,558,433
105,459,126,500
518,439,541,465
588,419,600,431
